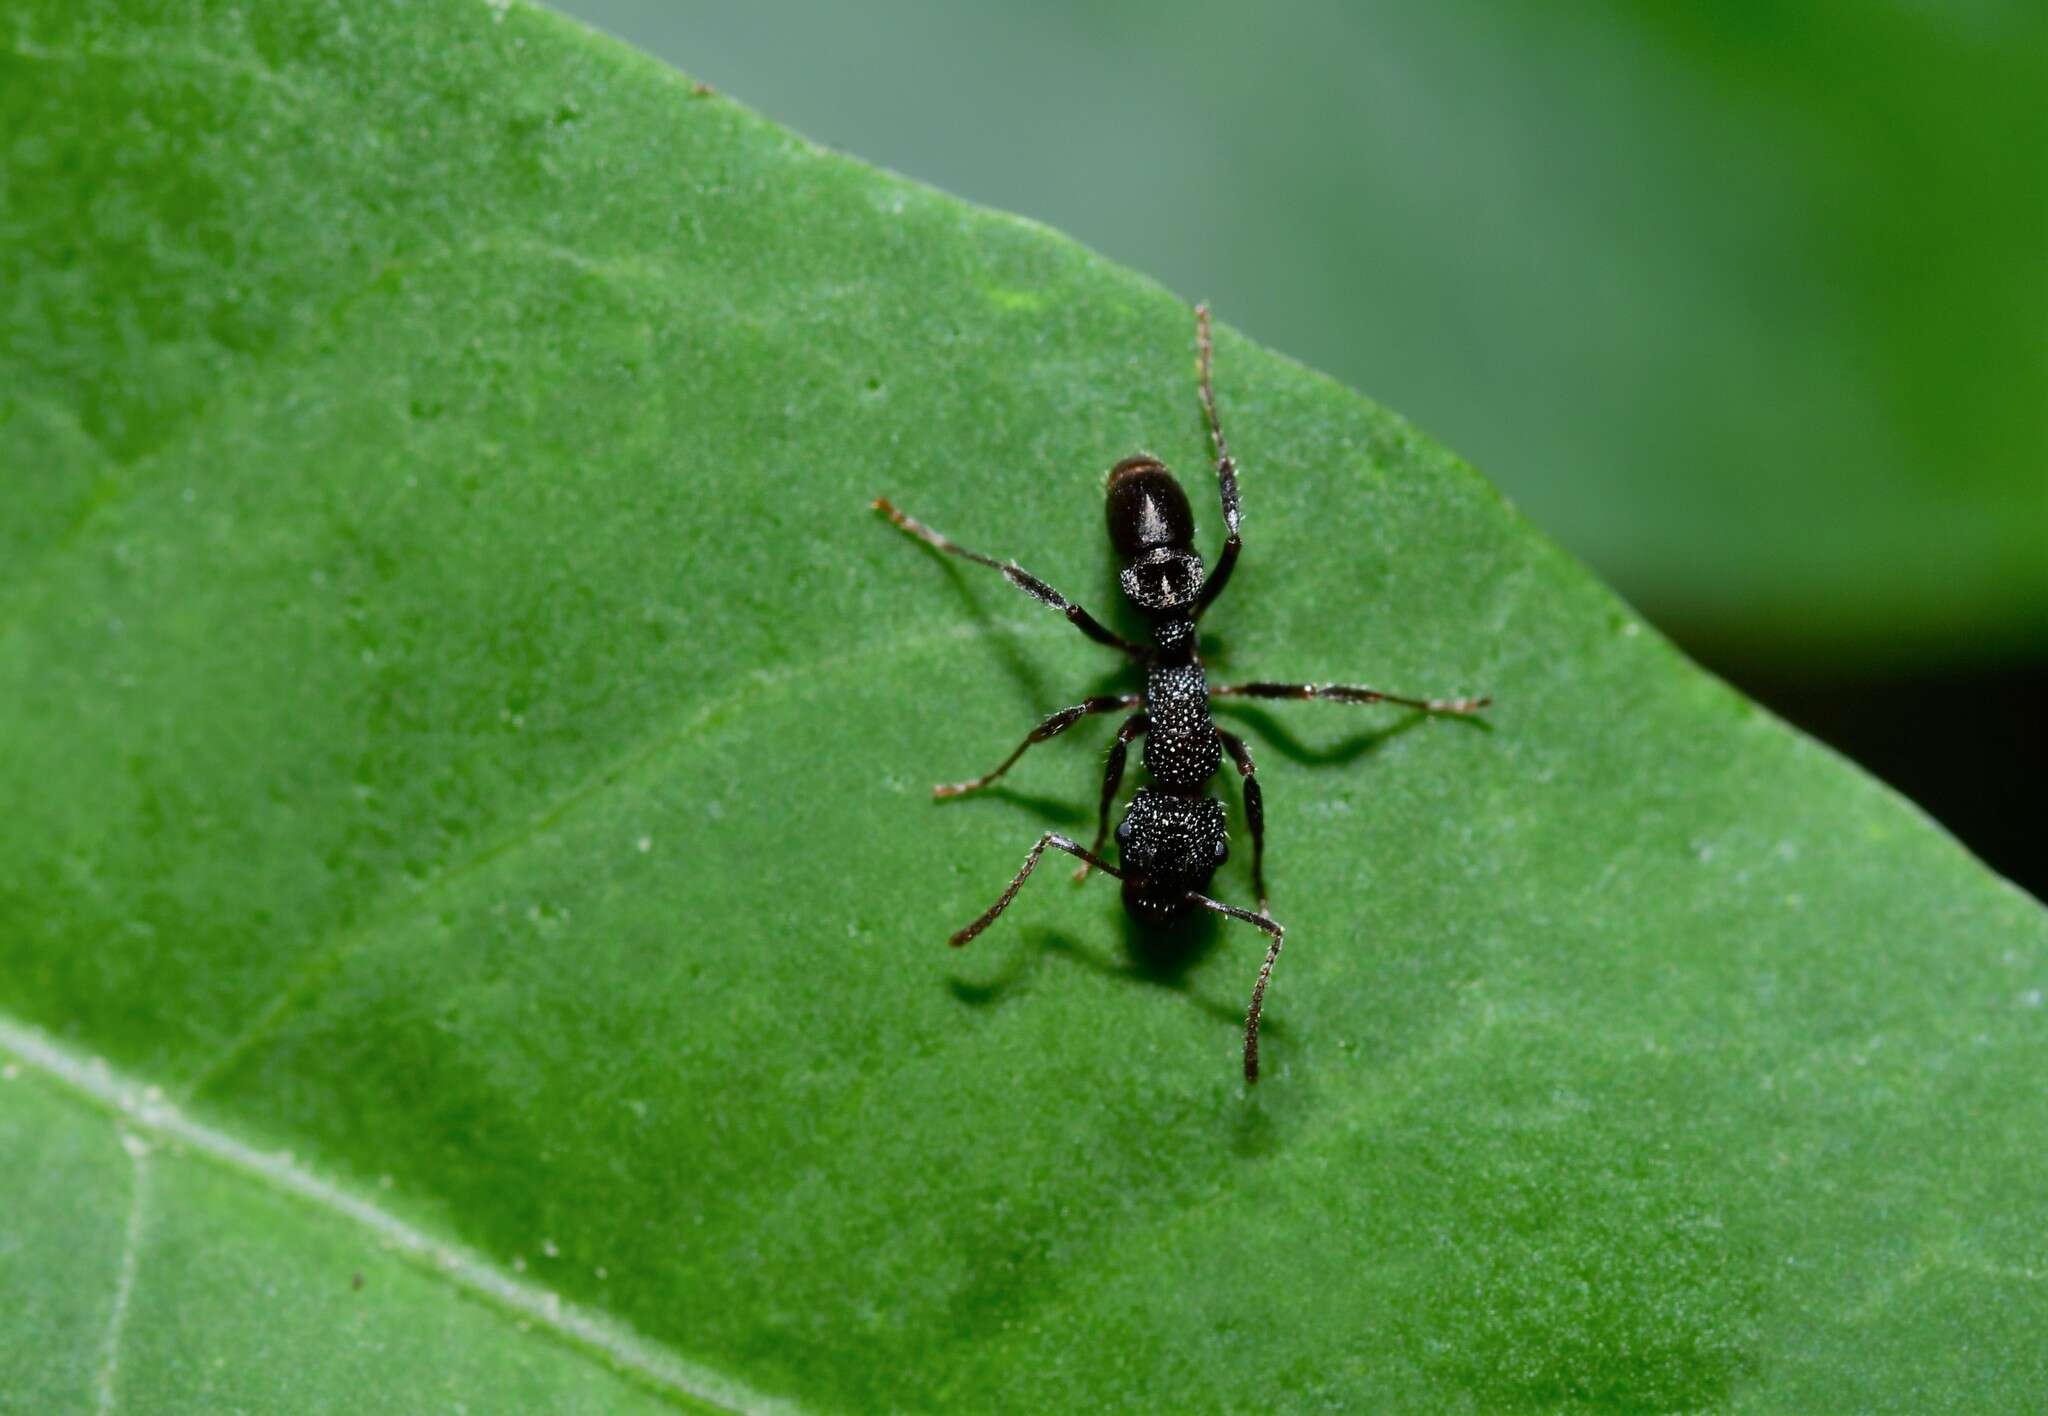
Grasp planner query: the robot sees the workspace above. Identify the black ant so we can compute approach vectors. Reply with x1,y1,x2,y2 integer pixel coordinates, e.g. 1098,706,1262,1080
873,305,1488,1082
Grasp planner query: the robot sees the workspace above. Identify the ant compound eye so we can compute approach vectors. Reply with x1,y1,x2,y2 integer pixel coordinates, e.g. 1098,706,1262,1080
1212,837,1229,863
1114,819,1133,845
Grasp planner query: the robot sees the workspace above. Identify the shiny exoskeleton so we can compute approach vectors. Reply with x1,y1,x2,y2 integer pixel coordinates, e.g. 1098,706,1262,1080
873,306,1488,1082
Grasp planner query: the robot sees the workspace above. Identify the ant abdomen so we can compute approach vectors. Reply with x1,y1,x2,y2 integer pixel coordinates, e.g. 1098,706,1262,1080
1107,457,1205,615
1106,456,1195,557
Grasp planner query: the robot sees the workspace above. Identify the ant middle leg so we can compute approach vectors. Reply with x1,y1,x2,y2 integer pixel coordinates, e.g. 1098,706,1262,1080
1193,303,1242,617
1217,730,1268,913
934,694,1142,799
1214,680,1490,716
871,498,1143,656
1075,711,1149,881
951,833,1123,949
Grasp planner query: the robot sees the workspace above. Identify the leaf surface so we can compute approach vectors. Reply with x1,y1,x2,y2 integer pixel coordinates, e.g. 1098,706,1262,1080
2,2,2044,1410
556,0,2048,667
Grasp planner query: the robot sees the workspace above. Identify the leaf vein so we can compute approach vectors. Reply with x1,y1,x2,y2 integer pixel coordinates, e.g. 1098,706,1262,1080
0,1015,790,1415
91,1137,150,1416
180,618,1035,1097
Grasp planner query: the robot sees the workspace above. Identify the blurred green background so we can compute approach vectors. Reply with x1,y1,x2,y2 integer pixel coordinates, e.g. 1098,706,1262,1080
550,0,2045,891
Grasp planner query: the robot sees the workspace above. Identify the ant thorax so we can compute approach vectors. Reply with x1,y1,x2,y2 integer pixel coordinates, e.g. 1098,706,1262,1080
1143,659,1221,788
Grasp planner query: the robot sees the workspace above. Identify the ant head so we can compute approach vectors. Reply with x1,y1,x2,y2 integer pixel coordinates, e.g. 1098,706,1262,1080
1106,457,1205,616
1114,788,1227,923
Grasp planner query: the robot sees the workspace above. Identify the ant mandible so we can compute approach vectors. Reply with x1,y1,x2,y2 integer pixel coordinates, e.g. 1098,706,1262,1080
873,305,1489,1082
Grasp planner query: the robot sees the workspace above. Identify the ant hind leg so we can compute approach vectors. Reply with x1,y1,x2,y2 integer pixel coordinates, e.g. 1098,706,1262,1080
1193,304,1242,617
872,498,1143,656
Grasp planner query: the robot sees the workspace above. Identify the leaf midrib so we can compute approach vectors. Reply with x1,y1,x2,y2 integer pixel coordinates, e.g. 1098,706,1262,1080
0,1014,781,1415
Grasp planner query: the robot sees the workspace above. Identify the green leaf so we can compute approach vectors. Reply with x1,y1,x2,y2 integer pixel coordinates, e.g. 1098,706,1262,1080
556,0,2048,669
2,1,2043,1410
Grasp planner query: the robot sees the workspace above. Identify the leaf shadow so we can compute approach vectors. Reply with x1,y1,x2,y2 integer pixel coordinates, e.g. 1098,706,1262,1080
932,786,1089,828
947,913,1280,1040
1213,701,1447,767
909,550,1061,708
946,915,1290,1156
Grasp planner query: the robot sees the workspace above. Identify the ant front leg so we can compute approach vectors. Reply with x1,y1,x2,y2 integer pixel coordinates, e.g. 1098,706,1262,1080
1075,711,1149,881
1193,303,1242,618
1217,730,1267,912
872,498,1144,657
934,694,1142,798
951,833,1123,949
1214,680,1490,717
1189,893,1286,1083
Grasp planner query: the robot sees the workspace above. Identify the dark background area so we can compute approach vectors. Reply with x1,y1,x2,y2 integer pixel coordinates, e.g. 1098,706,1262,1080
551,0,2045,896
